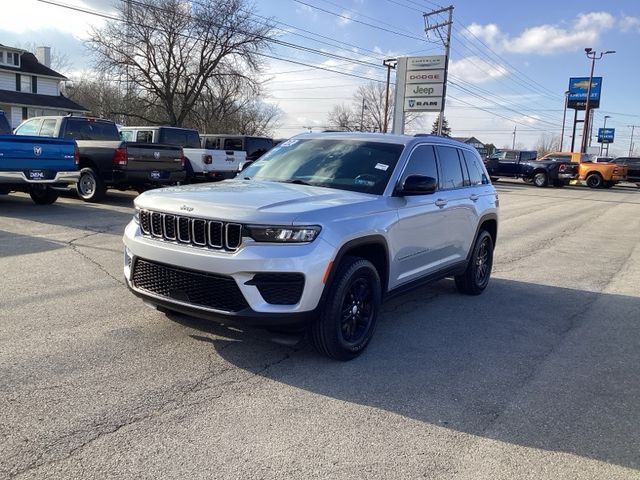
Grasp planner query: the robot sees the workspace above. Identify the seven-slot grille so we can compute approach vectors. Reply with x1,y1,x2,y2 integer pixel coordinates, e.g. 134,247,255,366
139,209,242,251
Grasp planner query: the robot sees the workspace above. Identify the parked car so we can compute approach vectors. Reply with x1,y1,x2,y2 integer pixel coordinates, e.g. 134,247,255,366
120,126,242,182
538,152,627,188
0,116,79,205
609,157,640,185
484,149,578,187
14,116,186,202
123,133,498,360
200,134,274,170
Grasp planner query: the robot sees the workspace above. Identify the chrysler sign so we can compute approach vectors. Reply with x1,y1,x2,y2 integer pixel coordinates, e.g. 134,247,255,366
407,55,446,71
405,83,444,98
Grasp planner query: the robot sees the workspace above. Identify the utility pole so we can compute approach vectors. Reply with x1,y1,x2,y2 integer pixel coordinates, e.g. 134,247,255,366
560,90,569,151
382,58,396,133
423,5,454,135
512,125,517,149
581,48,615,153
629,125,638,156
359,97,367,132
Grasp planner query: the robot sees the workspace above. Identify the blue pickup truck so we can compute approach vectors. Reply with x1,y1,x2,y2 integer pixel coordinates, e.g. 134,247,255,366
0,111,80,204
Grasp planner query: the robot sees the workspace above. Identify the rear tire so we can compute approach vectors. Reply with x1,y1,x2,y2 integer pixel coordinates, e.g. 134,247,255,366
310,256,381,361
76,167,106,202
585,173,603,189
455,230,494,296
533,172,548,188
29,185,59,205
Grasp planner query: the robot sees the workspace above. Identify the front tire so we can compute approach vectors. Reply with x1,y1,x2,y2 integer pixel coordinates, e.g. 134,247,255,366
310,257,381,361
455,230,494,295
76,167,106,202
29,185,59,205
533,172,548,187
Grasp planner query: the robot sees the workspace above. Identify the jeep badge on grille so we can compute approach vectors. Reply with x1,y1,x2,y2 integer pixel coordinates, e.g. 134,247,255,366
180,205,194,212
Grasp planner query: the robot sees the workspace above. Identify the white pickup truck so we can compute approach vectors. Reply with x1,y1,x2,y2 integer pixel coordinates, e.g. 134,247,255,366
119,126,244,181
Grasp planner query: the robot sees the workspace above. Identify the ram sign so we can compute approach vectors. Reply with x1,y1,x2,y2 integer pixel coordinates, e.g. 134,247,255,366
567,77,602,110
405,97,442,112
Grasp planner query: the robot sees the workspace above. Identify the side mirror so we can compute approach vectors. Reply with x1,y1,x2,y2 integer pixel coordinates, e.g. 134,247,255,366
397,175,437,196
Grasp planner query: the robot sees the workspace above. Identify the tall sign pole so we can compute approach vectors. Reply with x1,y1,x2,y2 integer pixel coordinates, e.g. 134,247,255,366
391,57,407,134
424,6,454,135
382,59,396,134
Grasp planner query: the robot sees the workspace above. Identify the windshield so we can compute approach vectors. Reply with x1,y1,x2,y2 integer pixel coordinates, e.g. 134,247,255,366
240,138,404,195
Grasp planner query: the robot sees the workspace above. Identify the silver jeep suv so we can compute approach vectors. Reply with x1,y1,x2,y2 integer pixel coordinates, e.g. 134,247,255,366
123,133,498,360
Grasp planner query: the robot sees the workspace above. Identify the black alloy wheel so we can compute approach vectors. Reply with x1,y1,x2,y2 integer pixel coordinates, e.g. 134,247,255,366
533,172,548,187
455,230,494,295
585,173,603,188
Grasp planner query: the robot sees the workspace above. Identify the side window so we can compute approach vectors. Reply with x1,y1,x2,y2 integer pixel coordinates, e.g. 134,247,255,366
436,146,464,189
38,119,57,137
246,138,274,159
462,150,489,185
224,138,243,151
136,131,153,143
15,118,43,136
120,130,134,142
185,131,200,149
401,145,438,187
204,137,220,149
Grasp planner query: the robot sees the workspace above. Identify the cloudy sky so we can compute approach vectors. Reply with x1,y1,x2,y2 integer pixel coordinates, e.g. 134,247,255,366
3,0,640,153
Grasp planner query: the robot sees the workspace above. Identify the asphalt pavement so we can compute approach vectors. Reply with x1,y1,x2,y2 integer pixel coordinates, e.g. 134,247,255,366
1,181,639,479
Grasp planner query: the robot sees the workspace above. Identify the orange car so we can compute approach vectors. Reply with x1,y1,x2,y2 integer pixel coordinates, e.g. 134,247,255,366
539,152,627,188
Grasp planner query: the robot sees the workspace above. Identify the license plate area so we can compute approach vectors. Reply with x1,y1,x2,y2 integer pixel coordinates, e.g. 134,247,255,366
28,170,46,180
150,171,161,180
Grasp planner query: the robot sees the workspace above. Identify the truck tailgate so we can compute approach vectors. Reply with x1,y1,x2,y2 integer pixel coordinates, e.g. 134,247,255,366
0,135,77,180
124,143,184,179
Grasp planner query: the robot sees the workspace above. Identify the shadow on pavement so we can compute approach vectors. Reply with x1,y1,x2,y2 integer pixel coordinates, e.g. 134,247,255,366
170,277,640,470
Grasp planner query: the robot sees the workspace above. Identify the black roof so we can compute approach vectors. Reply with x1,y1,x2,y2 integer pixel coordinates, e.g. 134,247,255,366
0,51,67,79
0,90,86,111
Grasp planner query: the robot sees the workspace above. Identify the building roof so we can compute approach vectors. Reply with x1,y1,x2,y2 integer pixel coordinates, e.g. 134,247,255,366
0,50,67,79
0,90,87,111
452,136,485,145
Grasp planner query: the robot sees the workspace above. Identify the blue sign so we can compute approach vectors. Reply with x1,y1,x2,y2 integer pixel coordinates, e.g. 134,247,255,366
598,128,615,144
568,77,602,109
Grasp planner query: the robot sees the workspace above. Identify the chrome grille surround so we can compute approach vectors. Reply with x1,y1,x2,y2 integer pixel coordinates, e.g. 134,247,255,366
138,209,242,251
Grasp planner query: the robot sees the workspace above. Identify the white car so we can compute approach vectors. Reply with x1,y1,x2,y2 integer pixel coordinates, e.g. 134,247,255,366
123,133,499,360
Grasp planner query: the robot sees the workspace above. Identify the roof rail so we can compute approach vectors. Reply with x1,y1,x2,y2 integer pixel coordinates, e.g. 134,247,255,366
413,133,439,138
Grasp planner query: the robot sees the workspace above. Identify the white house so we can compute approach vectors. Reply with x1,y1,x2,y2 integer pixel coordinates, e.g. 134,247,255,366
0,43,87,128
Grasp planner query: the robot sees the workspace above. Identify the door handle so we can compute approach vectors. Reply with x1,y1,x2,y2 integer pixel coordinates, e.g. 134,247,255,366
469,194,480,202
435,199,448,208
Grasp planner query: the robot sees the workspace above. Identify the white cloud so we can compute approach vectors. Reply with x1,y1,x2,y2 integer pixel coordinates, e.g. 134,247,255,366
449,56,509,84
338,12,353,26
620,15,640,32
466,12,616,55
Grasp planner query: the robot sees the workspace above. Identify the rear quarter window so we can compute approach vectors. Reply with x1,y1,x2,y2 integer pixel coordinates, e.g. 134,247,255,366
63,119,119,141
436,146,465,189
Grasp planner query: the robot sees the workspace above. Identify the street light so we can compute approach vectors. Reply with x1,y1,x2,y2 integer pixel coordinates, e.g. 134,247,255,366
600,115,611,155
560,90,569,151
580,48,615,153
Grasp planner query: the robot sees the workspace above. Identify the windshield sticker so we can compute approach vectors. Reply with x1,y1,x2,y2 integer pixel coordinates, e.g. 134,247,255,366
375,163,389,171
280,139,299,147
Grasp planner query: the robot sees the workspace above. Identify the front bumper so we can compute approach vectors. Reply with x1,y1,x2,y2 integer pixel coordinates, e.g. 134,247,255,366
123,220,334,325
0,171,79,184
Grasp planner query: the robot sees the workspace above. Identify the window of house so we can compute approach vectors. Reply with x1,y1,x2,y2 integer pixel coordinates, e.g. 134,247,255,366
21,75,32,93
7,53,12,64
0,52,4,63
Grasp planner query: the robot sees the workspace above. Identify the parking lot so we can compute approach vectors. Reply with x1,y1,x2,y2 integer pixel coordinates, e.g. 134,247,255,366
1,181,639,479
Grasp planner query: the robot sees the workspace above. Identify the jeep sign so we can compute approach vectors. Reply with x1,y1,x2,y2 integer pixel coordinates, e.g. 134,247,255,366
405,83,444,98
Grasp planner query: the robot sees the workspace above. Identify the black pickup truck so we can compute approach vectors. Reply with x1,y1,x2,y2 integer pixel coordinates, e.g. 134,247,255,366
14,116,186,202
484,149,579,188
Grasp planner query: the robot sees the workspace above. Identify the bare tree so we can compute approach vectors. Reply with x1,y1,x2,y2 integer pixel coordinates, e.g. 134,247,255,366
534,133,561,156
327,104,359,131
88,0,274,126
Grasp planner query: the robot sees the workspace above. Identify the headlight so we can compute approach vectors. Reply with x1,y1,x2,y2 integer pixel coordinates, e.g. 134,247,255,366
246,225,321,243
133,207,140,224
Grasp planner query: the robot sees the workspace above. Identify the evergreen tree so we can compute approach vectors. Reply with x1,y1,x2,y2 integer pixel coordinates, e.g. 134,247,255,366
430,113,451,137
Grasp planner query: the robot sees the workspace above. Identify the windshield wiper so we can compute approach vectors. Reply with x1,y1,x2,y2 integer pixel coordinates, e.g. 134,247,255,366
281,179,312,186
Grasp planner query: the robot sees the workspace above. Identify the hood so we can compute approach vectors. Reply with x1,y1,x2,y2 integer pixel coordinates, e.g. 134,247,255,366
135,179,380,224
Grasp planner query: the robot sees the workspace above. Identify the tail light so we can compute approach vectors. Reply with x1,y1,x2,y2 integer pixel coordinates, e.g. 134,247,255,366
112,147,128,166
73,144,80,166
559,164,566,172
181,156,186,168
203,154,212,165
